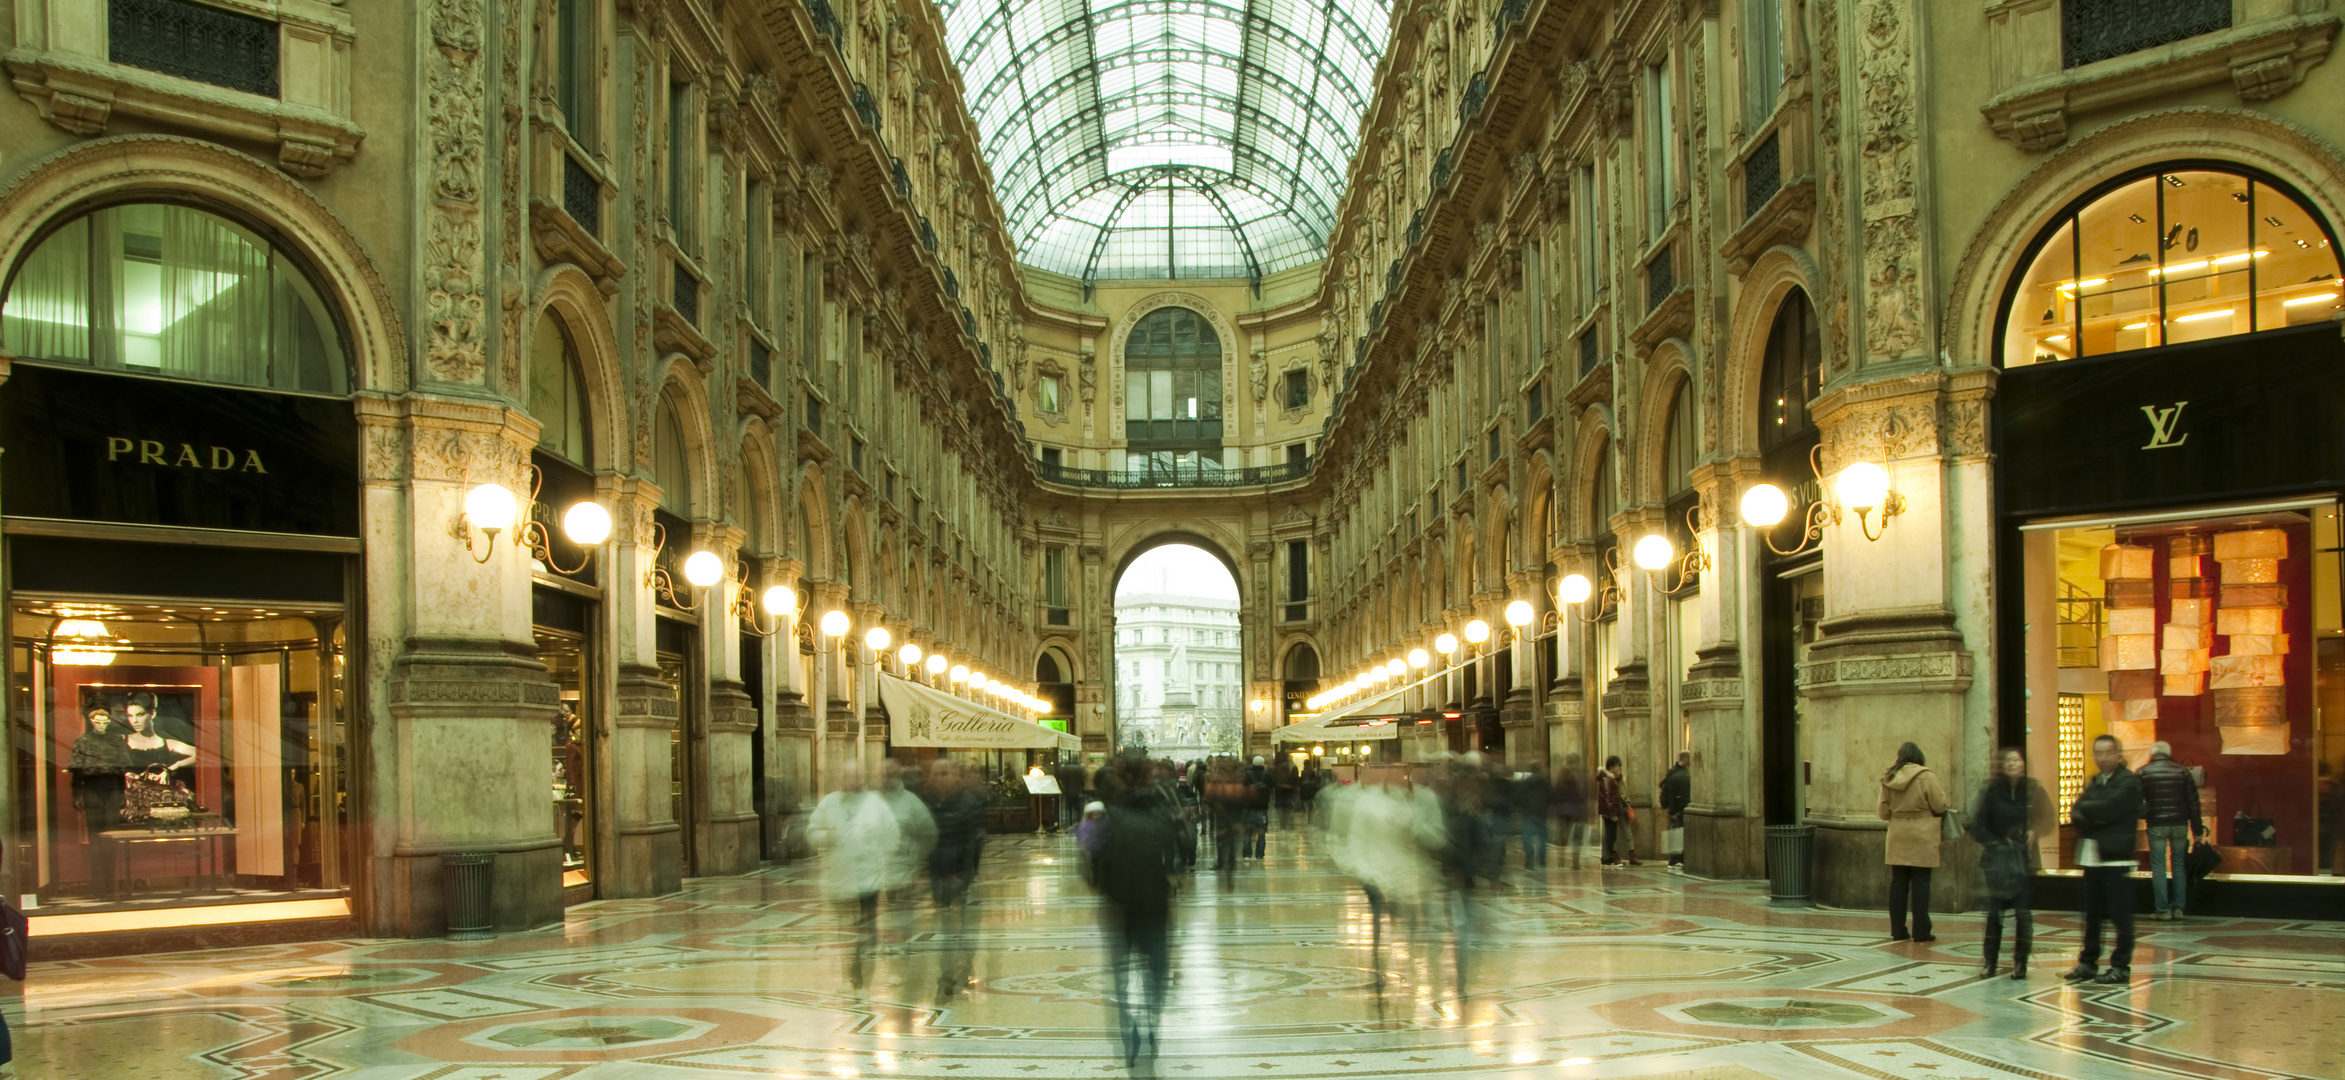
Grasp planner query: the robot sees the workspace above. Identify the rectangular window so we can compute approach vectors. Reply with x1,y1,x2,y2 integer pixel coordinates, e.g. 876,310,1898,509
1576,164,1601,311
1039,375,1061,413
1044,545,1070,625
745,181,768,321
1287,540,1309,603
555,0,594,147
1040,446,1063,469
667,78,694,251
1284,369,1309,409
1287,442,1308,468
1745,0,1783,124
804,393,823,435
1646,60,1676,239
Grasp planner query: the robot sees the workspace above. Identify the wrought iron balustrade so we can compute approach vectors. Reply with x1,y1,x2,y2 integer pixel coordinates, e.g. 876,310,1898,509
563,153,602,237
1743,131,1782,221
673,263,700,326
1646,244,1676,312
1578,327,1600,376
110,0,279,98
749,338,772,389
1036,459,1309,489
2062,0,2228,68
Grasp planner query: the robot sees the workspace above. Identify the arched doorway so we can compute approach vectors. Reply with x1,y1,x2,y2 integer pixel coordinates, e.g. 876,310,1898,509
1756,288,1822,829
1112,543,1243,758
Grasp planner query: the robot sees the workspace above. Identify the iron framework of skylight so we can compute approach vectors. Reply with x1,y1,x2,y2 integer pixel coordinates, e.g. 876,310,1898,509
936,0,1391,282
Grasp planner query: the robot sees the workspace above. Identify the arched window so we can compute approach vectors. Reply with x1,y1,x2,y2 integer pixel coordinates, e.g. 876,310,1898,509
1282,643,1320,682
1661,380,1697,499
2,202,349,394
530,312,590,466
1123,306,1224,469
1758,288,1820,454
2001,165,2341,365
655,392,691,515
1588,445,1616,535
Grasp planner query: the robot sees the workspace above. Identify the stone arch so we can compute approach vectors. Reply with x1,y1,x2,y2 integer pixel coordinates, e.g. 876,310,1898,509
736,419,783,558
1724,246,1825,460
1482,484,1517,583
794,463,832,585
532,265,628,473
1036,641,1081,687
0,135,408,392
1108,291,1243,429
1522,449,1558,562
1568,405,1616,539
841,496,868,596
1946,107,2345,370
1104,526,1250,599
649,357,718,519
1634,340,1696,506
1452,519,1476,607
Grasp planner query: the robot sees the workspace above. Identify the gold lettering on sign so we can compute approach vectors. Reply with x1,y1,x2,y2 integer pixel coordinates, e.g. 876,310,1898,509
105,436,269,473
2141,402,2190,450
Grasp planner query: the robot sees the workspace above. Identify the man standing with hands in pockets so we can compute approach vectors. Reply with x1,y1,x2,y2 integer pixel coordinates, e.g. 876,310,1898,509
2066,734,2145,985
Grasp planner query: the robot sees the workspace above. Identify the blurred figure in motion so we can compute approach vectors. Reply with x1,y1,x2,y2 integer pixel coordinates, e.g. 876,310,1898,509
1552,755,1590,869
809,766,905,990
1077,800,1109,884
1096,752,1182,1070
1513,760,1553,872
1153,759,1201,871
925,760,988,1002
1597,756,1640,866
1324,772,1445,990
1242,756,1272,860
1204,758,1248,872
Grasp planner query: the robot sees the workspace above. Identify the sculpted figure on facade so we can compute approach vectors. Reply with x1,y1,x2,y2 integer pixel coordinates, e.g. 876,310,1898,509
886,17,915,141
1250,345,1269,404
1078,350,1097,404
1419,5,1452,144
1400,73,1426,205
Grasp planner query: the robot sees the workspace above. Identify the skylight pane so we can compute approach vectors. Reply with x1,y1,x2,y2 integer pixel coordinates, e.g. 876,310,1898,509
1109,143,1235,175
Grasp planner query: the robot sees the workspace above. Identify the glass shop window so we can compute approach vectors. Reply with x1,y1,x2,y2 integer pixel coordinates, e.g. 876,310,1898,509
2002,166,2341,365
2,203,350,395
2019,502,2342,878
18,601,351,921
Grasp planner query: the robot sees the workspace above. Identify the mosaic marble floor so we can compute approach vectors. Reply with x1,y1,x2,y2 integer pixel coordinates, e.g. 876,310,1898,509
5,830,2341,1080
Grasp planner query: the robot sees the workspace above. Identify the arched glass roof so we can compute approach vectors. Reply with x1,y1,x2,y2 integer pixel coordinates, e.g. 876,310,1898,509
937,0,1392,282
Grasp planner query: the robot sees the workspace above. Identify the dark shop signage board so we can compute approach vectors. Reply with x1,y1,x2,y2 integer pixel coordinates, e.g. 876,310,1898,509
1,363,360,537
1996,323,2345,518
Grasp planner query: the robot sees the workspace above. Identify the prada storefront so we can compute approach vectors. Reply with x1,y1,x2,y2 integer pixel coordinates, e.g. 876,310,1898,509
1996,164,2345,913
1,201,361,939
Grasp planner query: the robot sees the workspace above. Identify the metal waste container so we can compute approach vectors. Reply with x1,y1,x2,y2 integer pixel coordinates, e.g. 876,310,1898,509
440,852,496,940
1766,824,1815,906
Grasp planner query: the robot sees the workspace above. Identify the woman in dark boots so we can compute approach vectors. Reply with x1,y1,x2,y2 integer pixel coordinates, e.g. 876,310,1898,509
1968,746,2053,979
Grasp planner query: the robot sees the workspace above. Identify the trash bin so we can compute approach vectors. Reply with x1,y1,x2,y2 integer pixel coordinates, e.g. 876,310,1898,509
440,852,495,940
1766,824,1815,907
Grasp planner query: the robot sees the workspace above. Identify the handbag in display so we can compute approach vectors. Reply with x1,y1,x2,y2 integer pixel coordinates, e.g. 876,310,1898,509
1980,840,2028,899
122,773,193,823
2233,812,2277,847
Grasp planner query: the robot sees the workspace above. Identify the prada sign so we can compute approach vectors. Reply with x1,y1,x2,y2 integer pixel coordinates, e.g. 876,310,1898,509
2,363,358,536
1997,324,2345,518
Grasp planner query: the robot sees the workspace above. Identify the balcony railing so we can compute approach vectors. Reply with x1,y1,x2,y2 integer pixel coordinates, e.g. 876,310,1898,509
2063,0,2229,69
563,153,601,237
1038,459,1309,489
111,0,279,98
1742,131,1781,220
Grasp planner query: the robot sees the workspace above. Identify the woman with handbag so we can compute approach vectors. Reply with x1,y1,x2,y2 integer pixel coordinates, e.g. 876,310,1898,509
1967,746,2052,979
1877,742,1949,942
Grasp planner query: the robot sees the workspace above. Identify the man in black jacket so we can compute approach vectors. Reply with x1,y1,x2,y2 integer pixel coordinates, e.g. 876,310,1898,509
2137,741,2203,921
2066,735,2145,985
1097,754,1181,1068
1658,752,1693,870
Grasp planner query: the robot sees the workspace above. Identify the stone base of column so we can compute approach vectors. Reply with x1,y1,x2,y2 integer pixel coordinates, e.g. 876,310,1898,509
1499,688,1537,766
382,843,563,937
1684,811,1764,879
768,696,817,860
611,823,684,897
698,813,762,876
1813,819,1891,910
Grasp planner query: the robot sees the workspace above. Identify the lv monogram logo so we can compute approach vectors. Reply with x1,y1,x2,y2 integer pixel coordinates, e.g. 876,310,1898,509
2141,402,2190,450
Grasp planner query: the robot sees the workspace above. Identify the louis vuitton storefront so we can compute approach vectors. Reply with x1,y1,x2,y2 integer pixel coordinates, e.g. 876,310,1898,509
1,200,364,947
1995,163,2345,910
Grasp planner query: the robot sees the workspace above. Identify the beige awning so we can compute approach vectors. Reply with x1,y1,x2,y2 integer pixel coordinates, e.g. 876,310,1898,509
878,673,1081,751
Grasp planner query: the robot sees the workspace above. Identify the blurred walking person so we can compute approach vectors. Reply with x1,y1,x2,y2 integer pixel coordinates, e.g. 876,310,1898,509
1513,761,1553,871
925,760,987,1002
809,766,905,990
1878,742,1949,942
1552,755,1590,869
1325,774,1444,990
2138,741,2204,921
1096,754,1182,1070
1968,746,2052,979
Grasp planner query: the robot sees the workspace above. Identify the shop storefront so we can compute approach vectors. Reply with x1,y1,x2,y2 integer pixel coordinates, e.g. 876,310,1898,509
1995,163,2345,911
1,201,363,937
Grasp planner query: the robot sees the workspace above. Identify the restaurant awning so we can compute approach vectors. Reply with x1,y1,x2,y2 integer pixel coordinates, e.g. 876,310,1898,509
878,672,1081,751
1272,690,1408,743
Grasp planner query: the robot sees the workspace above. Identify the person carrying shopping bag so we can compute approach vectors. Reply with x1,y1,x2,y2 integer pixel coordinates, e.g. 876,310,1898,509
1968,746,2053,979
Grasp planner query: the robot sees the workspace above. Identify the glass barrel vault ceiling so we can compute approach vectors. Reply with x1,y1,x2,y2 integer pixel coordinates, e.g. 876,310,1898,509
937,0,1392,282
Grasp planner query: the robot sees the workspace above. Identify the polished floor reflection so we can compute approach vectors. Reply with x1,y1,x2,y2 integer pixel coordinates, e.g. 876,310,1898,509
6,830,2340,1079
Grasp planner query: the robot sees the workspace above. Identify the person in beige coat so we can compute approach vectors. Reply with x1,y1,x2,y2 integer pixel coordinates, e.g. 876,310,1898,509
1877,741,1950,942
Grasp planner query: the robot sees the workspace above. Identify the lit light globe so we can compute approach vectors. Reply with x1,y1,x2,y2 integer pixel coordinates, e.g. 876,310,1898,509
683,550,725,587
1739,483,1789,528
1836,461,1890,512
949,664,969,683
1408,648,1429,668
926,653,949,675
562,500,612,545
1464,619,1490,644
1435,633,1459,654
1559,573,1593,604
970,672,988,690
463,483,519,532
762,585,795,615
1505,599,1534,627
864,625,892,652
820,610,851,637
898,643,922,667
1633,534,1674,570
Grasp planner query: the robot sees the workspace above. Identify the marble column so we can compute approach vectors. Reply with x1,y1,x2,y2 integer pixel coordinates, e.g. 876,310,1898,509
696,524,759,876
607,485,682,898
1683,461,1763,878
